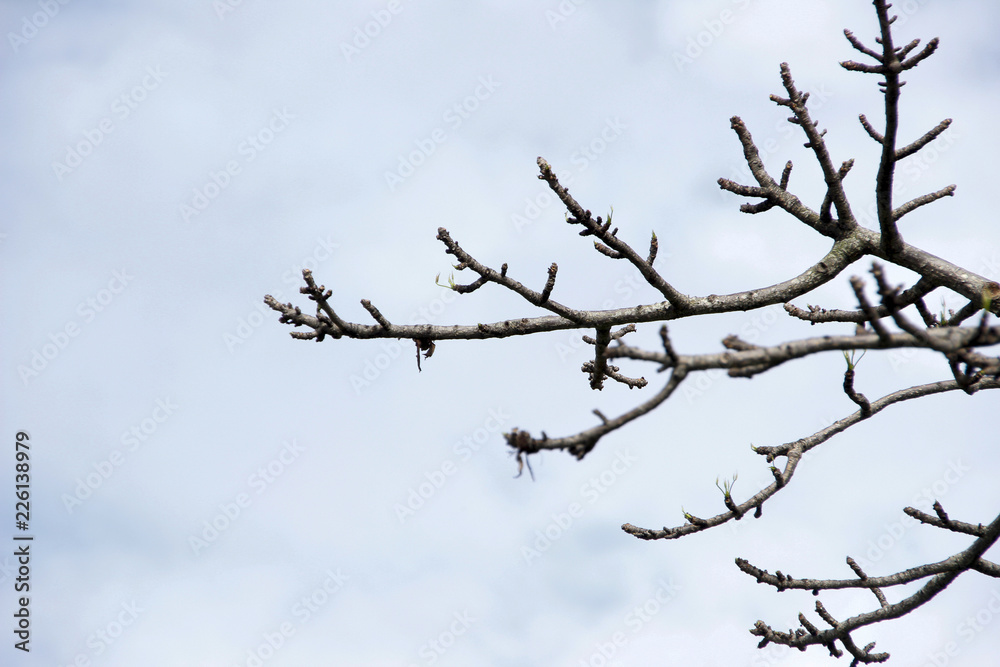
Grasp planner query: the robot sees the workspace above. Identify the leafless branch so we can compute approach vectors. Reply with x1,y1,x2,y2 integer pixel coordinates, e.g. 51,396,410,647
622,377,1000,541
738,508,1000,661
268,2,1000,661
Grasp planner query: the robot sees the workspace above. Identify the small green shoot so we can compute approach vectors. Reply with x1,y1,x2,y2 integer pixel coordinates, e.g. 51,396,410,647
435,273,457,290
843,349,866,370
715,473,738,500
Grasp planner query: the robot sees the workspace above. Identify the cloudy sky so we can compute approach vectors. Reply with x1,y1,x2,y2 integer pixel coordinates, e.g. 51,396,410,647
3,1,999,665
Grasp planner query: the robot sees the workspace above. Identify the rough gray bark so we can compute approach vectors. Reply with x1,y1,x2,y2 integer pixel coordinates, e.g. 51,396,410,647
266,1,999,662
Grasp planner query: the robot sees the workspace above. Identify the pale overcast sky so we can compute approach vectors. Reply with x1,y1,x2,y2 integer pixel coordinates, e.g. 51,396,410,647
2,1,999,665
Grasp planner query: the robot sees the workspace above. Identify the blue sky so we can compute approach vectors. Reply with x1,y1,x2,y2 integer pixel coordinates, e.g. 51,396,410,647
2,1,999,665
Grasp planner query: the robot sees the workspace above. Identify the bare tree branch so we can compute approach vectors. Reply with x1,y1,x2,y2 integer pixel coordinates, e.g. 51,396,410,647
621,377,1000,541
741,508,1000,662
268,2,1000,661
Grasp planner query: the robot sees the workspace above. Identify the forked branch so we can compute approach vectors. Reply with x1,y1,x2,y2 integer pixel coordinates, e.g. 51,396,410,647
267,2,1000,662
